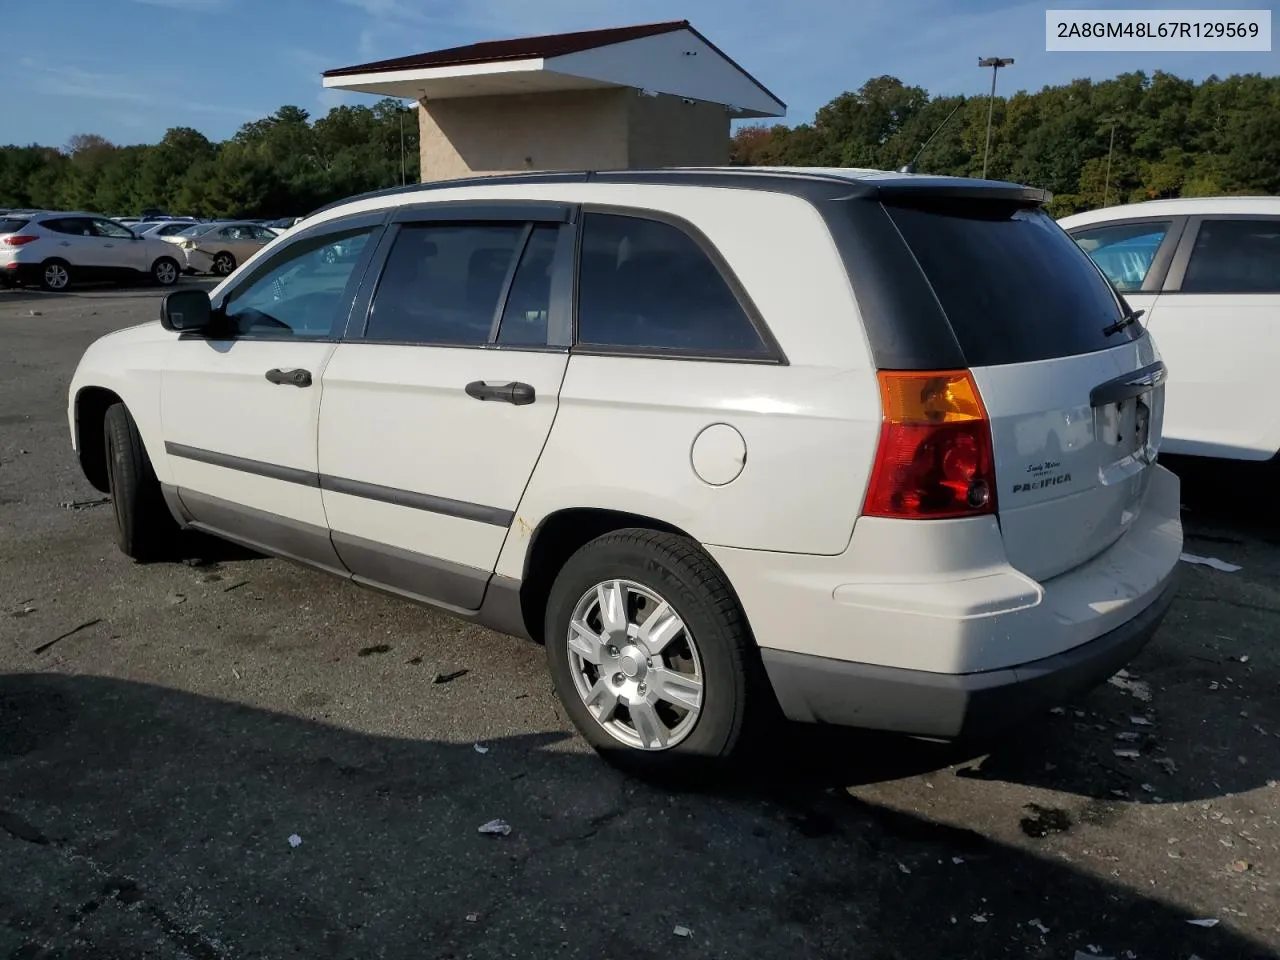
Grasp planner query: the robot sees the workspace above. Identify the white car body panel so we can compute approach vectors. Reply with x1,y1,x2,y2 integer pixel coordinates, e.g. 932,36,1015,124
1061,196,1280,461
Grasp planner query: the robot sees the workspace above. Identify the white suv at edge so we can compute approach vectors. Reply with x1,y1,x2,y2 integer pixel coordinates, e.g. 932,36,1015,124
67,168,1183,776
1,212,184,291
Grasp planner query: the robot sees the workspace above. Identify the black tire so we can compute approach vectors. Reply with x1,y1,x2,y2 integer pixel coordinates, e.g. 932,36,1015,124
40,259,71,292
212,252,236,276
544,529,770,780
151,256,180,286
103,403,179,562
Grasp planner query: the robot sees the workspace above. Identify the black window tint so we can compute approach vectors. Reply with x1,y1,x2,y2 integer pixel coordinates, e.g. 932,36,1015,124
221,226,375,339
576,213,768,356
1182,219,1280,294
497,224,558,346
92,219,134,239
366,222,525,345
0,218,30,233
884,200,1131,367
1070,220,1171,292
44,218,92,236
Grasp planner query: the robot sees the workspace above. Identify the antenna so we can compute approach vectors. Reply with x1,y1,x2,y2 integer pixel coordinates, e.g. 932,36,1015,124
899,101,963,174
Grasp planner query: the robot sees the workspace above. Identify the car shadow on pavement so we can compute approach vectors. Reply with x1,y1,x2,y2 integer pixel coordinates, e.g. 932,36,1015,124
0,673,1272,960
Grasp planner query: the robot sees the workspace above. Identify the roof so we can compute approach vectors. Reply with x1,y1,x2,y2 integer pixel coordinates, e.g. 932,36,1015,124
322,21,784,119
324,21,690,77
306,167,1049,219
1059,195,1280,227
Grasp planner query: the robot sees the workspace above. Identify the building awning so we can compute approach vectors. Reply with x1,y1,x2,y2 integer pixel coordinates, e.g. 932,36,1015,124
322,20,785,119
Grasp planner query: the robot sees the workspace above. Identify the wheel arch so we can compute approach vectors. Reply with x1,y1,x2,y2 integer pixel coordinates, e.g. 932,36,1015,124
73,386,124,492
514,507,697,645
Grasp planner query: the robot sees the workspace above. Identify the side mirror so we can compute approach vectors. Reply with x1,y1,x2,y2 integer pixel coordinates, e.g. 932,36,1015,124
160,288,213,332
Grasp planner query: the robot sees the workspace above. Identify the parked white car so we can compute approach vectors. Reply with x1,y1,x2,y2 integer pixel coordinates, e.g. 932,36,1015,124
67,168,1182,776
0,212,183,290
1061,197,1280,461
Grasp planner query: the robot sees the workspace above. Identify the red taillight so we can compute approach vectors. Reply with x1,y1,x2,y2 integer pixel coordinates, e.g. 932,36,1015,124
863,369,997,520
2,235,38,247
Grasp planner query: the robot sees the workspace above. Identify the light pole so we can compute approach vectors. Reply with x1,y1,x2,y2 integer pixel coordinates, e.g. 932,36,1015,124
1101,116,1119,207
399,106,406,187
978,56,1014,179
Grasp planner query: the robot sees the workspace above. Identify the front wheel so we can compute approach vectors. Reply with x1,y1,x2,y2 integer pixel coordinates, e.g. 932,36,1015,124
151,257,180,286
103,403,179,562
544,529,768,779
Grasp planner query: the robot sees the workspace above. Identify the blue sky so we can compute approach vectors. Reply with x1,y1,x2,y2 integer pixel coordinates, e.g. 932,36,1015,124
1,0,1275,147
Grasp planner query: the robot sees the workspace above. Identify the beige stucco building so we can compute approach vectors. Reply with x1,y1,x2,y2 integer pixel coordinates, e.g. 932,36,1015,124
322,20,785,182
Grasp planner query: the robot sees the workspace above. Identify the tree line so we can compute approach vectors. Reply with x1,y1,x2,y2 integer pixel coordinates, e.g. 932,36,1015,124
1,70,1276,219
731,70,1280,216
0,99,420,218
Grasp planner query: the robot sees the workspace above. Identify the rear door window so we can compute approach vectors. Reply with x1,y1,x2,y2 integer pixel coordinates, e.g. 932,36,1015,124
575,212,771,358
1069,220,1172,292
1181,218,1280,294
884,200,1133,367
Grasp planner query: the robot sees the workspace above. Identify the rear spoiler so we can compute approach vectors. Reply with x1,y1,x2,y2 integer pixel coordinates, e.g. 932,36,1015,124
853,177,1052,206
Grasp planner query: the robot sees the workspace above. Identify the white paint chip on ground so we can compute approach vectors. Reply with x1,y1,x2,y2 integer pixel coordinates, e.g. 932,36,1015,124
1107,672,1152,702
1187,918,1220,927
1180,552,1242,573
473,743,489,754
478,818,512,837
287,834,302,848
1028,919,1050,934
673,925,692,937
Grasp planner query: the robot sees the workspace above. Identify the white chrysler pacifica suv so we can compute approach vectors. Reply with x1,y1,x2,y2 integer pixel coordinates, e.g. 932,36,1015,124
67,168,1182,776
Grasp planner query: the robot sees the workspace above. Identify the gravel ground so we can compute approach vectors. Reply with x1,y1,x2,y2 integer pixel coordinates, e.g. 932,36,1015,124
1,286,1278,960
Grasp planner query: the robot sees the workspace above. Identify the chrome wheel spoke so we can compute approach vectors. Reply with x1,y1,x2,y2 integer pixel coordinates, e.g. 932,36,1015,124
651,667,702,712
637,601,683,655
568,619,606,665
584,679,619,723
596,580,627,639
629,700,668,749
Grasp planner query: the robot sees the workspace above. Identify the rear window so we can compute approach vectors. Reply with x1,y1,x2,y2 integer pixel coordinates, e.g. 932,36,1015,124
885,200,1135,367
0,218,30,233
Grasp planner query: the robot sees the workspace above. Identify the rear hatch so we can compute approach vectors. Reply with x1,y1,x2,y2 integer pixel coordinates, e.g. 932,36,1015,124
883,194,1164,582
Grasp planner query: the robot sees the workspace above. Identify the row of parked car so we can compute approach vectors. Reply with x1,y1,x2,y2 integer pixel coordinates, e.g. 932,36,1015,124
0,210,306,290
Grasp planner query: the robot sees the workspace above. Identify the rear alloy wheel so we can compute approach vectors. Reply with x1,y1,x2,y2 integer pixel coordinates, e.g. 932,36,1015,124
212,252,236,276
321,245,338,264
545,529,769,780
40,260,71,292
151,257,179,286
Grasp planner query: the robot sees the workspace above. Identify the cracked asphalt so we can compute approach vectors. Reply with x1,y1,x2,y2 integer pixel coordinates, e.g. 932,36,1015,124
2,286,1278,960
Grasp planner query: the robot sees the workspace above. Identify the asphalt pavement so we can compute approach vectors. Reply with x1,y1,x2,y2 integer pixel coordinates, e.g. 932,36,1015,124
1,285,1278,960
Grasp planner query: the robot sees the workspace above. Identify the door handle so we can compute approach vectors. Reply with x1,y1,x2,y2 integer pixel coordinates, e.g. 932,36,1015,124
465,381,535,405
265,368,312,387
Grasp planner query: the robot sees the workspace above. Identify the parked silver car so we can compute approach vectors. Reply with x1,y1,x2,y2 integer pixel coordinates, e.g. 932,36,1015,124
165,221,277,276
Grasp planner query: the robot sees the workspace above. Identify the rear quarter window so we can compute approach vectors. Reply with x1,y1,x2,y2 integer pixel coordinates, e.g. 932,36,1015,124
885,199,1136,367
0,218,30,233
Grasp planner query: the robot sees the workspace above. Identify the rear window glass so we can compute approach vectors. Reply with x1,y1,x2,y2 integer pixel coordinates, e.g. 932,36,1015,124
0,218,30,233
885,200,1135,367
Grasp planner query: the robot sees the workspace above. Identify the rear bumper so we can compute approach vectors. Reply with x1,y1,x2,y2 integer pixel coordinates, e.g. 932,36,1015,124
761,571,1177,739
1,263,41,286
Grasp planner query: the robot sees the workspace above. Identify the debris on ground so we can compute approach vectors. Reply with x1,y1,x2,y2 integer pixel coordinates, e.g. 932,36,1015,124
357,644,391,657
28,309,41,316
1155,757,1178,775
1179,552,1242,573
31,618,102,655
10,604,36,618
287,834,302,848
60,497,109,510
433,668,469,684
897,862,911,874
166,593,186,605
1028,919,1050,934
673,925,692,938
478,819,511,837
1049,706,1066,715
1130,716,1153,726
1113,748,1140,759
1230,860,1252,872
952,856,965,865
971,913,988,923
465,913,480,923
222,580,251,593
1107,670,1152,702
1186,918,1219,928
474,744,489,754
1115,731,1141,742
1075,951,1115,960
